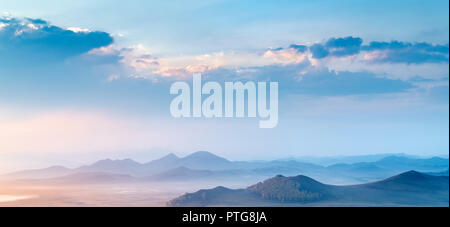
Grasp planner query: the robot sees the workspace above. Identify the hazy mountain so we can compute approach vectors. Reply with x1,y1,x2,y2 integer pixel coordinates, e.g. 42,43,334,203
144,151,234,171
76,159,143,175
326,156,449,182
3,152,448,185
144,153,180,170
168,171,449,207
375,156,448,170
175,151,233,170
426,169,449,176
289,153,418,166
2,151,237,180
3,166,73,179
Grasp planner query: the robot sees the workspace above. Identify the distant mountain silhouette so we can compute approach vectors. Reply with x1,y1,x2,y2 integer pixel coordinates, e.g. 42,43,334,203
375,156,449,169
168,171,449,207
325,156,449,182
427,169,449,176
2,153,449,185
4,165,73,179
145,153,180,169
145,151,233,171
76,159,142,175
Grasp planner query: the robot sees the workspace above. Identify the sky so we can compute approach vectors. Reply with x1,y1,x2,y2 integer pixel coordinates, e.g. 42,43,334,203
0,0,449,172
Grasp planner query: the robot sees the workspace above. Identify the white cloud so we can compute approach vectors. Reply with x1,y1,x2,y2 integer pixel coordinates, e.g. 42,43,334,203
67,27,91,33
263,48,308,64
0,22,7,30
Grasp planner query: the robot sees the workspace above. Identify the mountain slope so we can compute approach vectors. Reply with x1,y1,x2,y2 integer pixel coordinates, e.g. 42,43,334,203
168,171,449,207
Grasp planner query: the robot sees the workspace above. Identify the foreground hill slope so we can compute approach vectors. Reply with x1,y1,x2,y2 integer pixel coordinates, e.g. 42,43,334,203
168,171,449,207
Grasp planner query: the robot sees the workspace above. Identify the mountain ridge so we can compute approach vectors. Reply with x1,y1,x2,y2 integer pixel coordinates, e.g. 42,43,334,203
168,171,449,207
2,153,448,185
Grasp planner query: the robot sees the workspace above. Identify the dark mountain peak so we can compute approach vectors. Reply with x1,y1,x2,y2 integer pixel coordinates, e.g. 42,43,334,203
399,170,424,177
168,171,450,207
263,174,326,188
247,174,329,202
382,170,435,183
365,170,449,192
167,185,238,207
211,186,232,192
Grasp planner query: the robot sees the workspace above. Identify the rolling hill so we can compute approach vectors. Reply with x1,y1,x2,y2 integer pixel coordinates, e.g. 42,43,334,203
168,171,449,207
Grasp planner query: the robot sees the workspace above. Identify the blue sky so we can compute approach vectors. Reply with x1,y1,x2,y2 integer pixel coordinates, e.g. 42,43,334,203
0,0,448,172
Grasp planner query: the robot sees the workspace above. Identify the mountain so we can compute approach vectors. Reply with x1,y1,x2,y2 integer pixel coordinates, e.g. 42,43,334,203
3,153,448,185
326,156,449,182
427,169,449,176
76,159,144,175
3,166,73,179
248,175,331,202
144,151,234,171
2,151,236,180
168,171,449,207
291,153,418,166
143,153,181,172
176,151,233,170
375,156,449,170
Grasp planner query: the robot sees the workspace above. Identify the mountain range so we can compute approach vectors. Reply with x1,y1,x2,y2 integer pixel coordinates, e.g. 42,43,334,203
2,151,449,185
168,171,449,207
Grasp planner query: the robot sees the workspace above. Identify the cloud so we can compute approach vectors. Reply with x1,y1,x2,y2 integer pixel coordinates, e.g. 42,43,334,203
309,43,329,59
361,41,449,64
289,44,308,53
325,36,363,57
276,37,448,65
0,17,113,64
0,17,444,98
308,36,363,59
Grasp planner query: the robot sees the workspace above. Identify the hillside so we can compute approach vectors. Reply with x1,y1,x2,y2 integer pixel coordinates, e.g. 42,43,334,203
168,171,449,207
